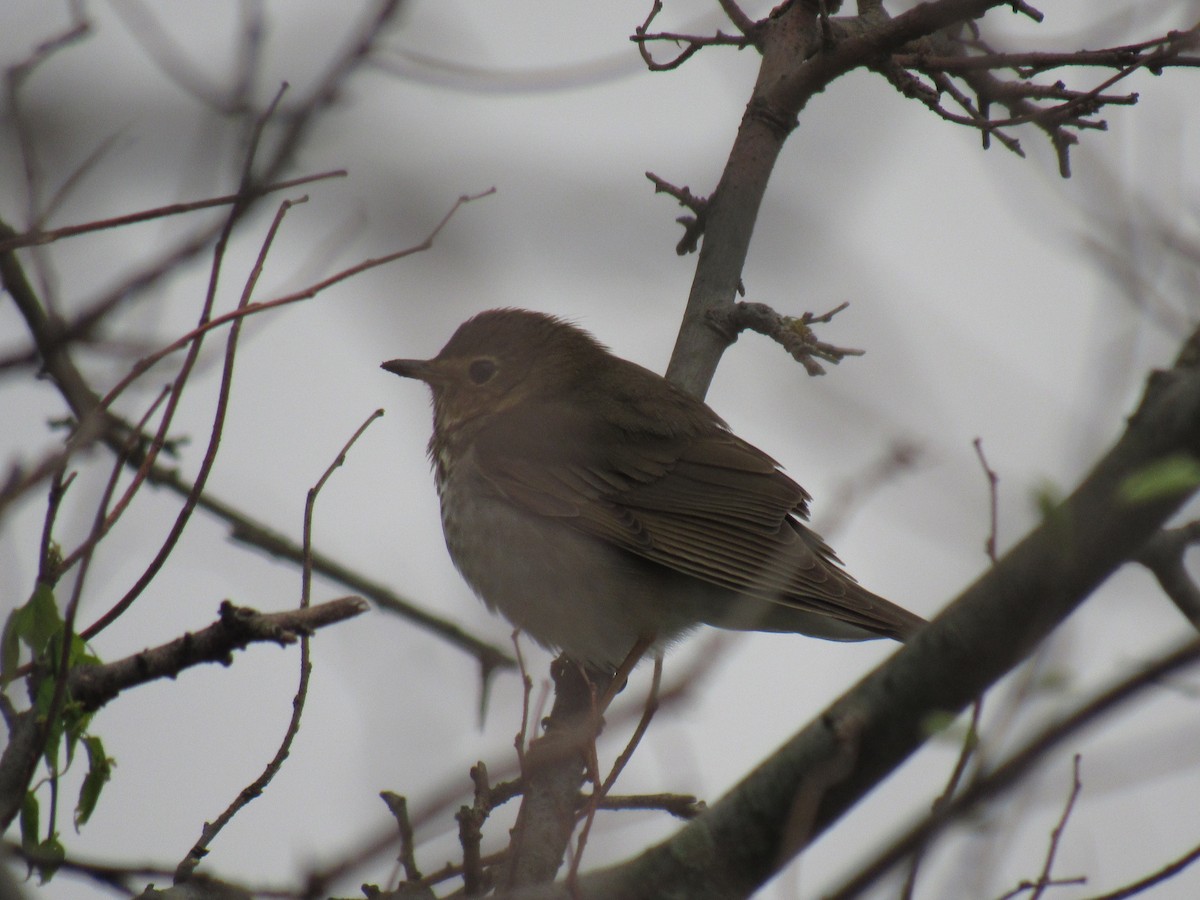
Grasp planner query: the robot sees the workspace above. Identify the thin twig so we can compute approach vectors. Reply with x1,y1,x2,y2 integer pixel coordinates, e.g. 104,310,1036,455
1026,754,1084,900
380,791,422,882
5,0,92,242
80,148,296,638
1086,841,1200,900
714,300,864,376
900,698,983,899
1136,522,1200,631
717,0,760,39
0,411,100,519
147,468,514,673
595,792,705,819
456,762,494,896
175,410,382,883
299,636,726,893
94,188,495,413
83,188,495,641
645,171,709,255
0,170,346,253
24,387,170,847
514,631,533,771
600,654,663,798
974,437,1000,564
569,647,660,889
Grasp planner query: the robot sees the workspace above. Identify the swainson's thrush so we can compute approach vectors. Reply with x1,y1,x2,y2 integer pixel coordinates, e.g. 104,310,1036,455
384,309,924,669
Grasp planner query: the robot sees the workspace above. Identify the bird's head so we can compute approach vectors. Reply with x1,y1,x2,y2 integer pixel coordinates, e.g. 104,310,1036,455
382,308,608,433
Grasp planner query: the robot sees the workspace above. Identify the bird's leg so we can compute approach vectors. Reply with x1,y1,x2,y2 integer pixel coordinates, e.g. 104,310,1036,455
569,643,661,886
598,633,655,713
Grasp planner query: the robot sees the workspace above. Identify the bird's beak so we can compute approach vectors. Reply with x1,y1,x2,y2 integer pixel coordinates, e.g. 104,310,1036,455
381,358,436,383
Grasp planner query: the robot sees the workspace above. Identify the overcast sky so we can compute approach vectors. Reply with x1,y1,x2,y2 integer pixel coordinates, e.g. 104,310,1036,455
3,2,1200,898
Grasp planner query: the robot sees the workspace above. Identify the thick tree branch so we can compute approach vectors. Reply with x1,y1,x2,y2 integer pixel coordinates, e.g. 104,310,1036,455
509,323,1200,898
830,638,1200,898
496,661,600,891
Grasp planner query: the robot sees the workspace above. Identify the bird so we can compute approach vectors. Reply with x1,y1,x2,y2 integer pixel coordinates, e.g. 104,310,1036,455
383,309,924,671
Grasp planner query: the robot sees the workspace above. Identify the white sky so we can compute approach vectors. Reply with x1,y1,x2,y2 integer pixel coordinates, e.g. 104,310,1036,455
3,1,1200,898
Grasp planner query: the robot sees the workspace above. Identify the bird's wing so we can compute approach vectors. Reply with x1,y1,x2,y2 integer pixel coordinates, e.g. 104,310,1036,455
470,400,922,638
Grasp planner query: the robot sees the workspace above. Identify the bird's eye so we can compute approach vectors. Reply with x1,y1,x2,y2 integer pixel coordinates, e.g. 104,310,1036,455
468,359,497,385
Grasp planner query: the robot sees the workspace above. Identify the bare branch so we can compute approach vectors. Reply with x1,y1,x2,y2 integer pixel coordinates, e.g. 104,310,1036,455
380,791,423,884
1,842,177,896
1087,841,1200,900
717,0,759,39
1025,754,1084,900
594,793,705,819
144,462,515,675
80,113,297,638
67,597,369,714
173,410,383,884
3,189,512,673
645,171,709,255
711,300,864,376
886,21,1199,176
900,699,982,899
456,763,496,896
4,0,92,231
0,170,347,254
827,640,1200,899
110,0,261,114
631,1,754,72
974,437,1001,564
0,411,105,518
498,661,604,891
1136,521,1200,631
570,653,664,886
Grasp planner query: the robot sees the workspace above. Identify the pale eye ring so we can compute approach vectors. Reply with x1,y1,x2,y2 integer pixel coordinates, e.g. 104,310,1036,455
468,358,497,384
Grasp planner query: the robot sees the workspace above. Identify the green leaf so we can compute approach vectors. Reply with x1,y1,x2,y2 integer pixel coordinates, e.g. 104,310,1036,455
75,735,114,829
20,792,39,848
62,702,92,770
1120,454,1200,504
1031,479,1064,518
31,834,64,884
70,717,92,765
1,608,20,683
920,710,960,737
21,583,64,655
68,633,102,669
2,584,64,682
34,679,66,768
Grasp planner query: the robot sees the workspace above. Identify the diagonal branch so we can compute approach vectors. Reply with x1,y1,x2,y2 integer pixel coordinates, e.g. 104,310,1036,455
665,0,1024,396
830,638,1200,899
516,322,1200,898
68,597,369,714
